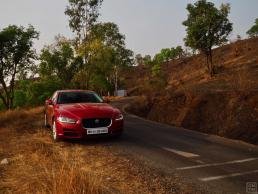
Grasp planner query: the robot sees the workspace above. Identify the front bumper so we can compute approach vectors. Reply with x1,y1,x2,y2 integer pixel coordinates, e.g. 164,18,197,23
55,118,123,139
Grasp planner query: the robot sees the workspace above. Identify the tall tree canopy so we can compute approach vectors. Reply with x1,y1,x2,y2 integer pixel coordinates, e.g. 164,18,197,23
0,25,39,109
152,46,184,65
65,1,132,94
183,0,233,76
65,0,104,89
89,22,133,67
65,0,103,45
247,18,258,37
74,22,133,94
39,36,83,87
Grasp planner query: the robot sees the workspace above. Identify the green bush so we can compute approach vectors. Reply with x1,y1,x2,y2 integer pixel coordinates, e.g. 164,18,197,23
0,100,4,111
13,77,63,108
27,77,63,106
14,90,27,108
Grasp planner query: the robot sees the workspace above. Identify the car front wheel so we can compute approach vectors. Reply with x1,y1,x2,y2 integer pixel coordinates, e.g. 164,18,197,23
52,120,59,142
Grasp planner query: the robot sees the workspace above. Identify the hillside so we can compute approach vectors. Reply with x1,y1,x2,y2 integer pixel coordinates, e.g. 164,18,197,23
124,37,258,144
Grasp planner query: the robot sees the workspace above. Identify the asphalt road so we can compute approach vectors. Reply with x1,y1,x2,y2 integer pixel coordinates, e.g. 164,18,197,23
111,98,258,194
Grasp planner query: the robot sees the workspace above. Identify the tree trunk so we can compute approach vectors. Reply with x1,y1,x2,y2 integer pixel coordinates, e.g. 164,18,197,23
0,93,8,109
208,49,214,77
206,54,211,74
205,49,214,77
0,77,11,109
114,66,118,96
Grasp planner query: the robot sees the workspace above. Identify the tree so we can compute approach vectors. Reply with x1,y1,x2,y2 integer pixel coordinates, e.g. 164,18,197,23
143,55,152,66
183,0,233,76
160,48,172,62
89,22,133,68
174,46,184,59
152,46,184,66
247,18,258,37
151,63,161,77
0,25,39,109
65,0,103,89
65,0,103,45
135,54,143,66
74,22,133,94
39,36,83,88
74,39,117,94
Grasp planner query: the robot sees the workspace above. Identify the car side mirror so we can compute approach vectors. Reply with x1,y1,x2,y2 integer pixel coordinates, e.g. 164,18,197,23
46,99,54,105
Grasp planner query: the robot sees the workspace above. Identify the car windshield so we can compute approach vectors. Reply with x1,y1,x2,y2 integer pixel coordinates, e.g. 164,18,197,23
57,92,103,104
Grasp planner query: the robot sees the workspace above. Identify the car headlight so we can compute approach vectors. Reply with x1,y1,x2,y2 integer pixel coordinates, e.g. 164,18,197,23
57,116,77,124
115,114,123,121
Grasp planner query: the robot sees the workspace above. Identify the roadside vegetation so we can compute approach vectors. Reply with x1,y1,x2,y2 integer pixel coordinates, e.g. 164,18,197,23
0,0,133,111
0,107,203,194
0,0,257,112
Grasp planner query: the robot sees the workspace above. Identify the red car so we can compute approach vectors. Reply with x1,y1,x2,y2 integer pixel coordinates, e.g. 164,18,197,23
44,90,124,141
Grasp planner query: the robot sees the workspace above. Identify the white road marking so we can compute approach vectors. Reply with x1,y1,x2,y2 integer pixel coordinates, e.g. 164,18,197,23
162,147,200,158
177,158,258,170
195,160,205,164
199,170,258,182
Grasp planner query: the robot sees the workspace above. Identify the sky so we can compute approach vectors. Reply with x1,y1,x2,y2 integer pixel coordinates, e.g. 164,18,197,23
0,0,257,56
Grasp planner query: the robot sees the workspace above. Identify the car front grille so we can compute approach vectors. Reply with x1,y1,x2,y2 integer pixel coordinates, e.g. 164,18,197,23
82,118,112,128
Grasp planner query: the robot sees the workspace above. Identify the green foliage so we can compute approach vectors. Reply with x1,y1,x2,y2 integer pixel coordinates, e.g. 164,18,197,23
135,54,154,66
152,46,184,65
74,22,133,94
27,78,63,106
135,54,143,66
13,78,62,107
0,25,39,109
13,90,27,108
65,0,132,95
160,48,172,62
39,36,83,88
151,63,162,77
183,0,233,76
142,55,152,66
89,22,133,67
65,0,103,45
0,100,4,111
90,74,112,95
247,18,258,37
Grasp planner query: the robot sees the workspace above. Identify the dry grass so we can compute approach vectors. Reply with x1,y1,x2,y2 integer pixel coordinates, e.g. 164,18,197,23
0,108,107,194
0,107,196,194
3,137,105,194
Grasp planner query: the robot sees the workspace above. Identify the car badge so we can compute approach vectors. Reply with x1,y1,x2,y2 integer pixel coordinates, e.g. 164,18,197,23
95,119,100,124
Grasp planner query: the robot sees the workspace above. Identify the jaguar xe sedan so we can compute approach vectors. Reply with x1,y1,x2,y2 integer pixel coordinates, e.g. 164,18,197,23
44,90,124,141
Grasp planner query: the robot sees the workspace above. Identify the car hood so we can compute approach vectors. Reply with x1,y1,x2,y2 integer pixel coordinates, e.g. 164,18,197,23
56,103,119,119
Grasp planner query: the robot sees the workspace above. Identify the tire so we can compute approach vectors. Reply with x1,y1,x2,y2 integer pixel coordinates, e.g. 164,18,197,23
113,132,123,139
52,120,60,142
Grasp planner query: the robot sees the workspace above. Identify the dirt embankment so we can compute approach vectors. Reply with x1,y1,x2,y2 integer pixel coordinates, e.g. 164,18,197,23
0,107,200,194
125,37,258,144
127,91,258,144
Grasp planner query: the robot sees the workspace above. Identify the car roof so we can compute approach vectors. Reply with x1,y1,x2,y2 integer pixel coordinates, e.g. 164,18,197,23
56,90,95,93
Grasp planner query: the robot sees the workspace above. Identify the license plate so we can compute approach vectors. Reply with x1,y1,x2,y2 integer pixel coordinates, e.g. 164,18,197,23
87,128,108,135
